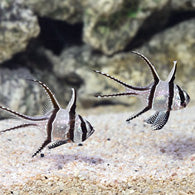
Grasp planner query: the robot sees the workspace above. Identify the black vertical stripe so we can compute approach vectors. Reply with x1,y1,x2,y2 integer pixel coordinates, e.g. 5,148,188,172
32,108,59,157
168,65,177,83
78,115,87,142
168,82,174,111
69,118,75,141
148,81,159,108
166,63,177,111
47,109,59,140
126,81,159,122
68,90,77,141
177,85,185,106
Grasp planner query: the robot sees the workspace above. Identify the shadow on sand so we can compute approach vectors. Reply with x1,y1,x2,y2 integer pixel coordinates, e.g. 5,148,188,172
38,152,105,170
158,136,195,160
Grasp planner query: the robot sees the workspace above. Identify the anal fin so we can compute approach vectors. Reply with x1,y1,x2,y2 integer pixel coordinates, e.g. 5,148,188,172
152,111,170,130
145,112,159,124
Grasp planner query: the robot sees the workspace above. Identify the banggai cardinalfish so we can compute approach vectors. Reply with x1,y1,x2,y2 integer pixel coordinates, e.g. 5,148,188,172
95,51,190,130
0,80,95,157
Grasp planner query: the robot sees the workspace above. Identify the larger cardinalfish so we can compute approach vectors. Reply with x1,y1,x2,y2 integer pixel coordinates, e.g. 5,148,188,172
95,51,190,130
0,80,95,157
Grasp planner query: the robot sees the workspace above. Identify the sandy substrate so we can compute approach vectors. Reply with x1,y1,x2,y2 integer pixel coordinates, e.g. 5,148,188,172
0,106,194,194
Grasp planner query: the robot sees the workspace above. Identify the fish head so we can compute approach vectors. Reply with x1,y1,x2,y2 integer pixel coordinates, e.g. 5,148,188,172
180,89,190,108
85,119,95,139
172,85,190,110
72,115,95,143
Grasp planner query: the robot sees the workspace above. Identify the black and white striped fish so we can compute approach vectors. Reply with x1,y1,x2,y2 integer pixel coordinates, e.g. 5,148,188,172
95,51,190,130
0,80,95,157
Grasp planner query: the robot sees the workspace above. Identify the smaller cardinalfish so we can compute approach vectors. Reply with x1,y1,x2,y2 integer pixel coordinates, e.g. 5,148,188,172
95,51,190,130
0,80,95,157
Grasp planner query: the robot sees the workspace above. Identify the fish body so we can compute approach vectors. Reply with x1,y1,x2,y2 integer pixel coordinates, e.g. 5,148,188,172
95,51,190,130
52,109,94,143
52,109,70,140
0,80,95,157
152,81,170,111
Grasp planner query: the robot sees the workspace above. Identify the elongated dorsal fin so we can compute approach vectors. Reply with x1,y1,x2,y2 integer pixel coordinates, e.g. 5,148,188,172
166,61,177,83
27,79,60,110
67,88,77,114
131,51,160,82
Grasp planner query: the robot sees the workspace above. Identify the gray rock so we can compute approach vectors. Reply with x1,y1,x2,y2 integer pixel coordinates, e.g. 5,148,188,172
19,0,170,56
83,0,170,55
171,0,195,11
0,68,48,118
51,45,101,108
52,45,139,108
22,0,87,23
8,45,79,110
0,0,40,63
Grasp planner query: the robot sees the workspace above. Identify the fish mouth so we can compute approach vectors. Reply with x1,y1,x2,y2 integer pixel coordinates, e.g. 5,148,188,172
86,121,95,137
182,103,187,108
187,94,190,103
88,128,95,137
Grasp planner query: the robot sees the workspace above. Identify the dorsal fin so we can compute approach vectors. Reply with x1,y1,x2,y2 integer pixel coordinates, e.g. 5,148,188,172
27,79,60,110
166,61,177,83
131,51,160,82
66,88,77,114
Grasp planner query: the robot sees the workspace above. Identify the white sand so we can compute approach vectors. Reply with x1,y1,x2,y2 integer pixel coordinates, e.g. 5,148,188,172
0,106,194,194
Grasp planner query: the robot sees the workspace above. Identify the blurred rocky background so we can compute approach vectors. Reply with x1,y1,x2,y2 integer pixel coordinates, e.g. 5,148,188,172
0,0,194,117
